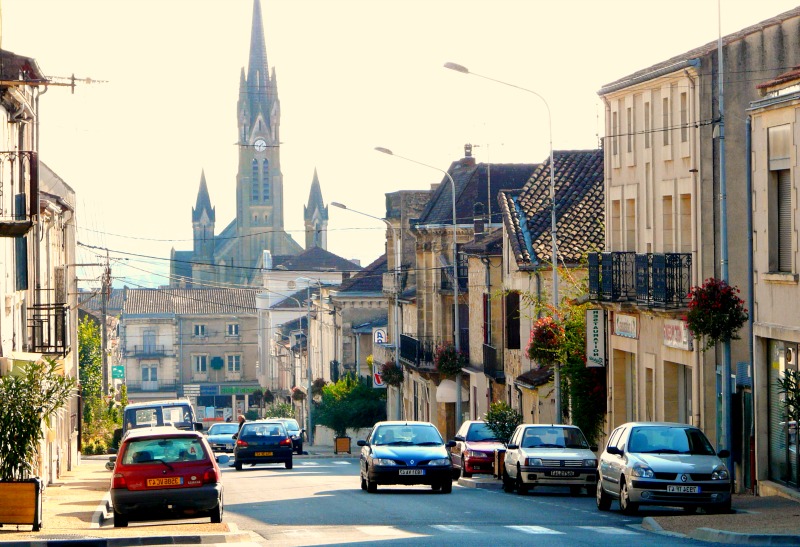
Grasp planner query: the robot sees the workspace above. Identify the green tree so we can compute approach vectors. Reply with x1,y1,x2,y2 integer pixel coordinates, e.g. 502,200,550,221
484,401,522,444
315,374,386,437
78,316,102,404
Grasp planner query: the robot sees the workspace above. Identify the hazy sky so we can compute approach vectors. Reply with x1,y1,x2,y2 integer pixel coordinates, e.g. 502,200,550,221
2,0,798,289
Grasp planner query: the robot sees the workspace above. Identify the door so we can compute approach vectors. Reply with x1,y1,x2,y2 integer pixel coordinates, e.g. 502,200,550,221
142,365,158,391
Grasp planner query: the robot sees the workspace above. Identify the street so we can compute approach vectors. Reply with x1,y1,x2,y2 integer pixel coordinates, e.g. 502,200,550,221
215,456,713,546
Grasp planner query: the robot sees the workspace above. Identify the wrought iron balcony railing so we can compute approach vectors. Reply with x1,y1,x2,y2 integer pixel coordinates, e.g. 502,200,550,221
440,265,467,292
483,343,503,379
589,252,692,309
125,379,179,392
28,303,69,355
128,345,171,358
399,334,436,369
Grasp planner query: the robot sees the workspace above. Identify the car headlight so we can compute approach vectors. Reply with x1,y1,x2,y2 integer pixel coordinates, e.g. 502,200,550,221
526,458,543,466
465,450,480,458
584,459,598,467
630,462,654,478
428,458,450,466
372,458,397,466
711,465,730,480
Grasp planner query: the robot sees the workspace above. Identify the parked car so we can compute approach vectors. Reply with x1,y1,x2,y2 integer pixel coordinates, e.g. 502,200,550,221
357,421,456,493
233,420,293,470
206,422,239,453
596,422,731,515
502,424,598,496
110,426,223,527
450,420,505,478
266,417,305,454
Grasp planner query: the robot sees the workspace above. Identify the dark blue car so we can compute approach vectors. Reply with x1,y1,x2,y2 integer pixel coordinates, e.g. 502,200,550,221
358,421,456,493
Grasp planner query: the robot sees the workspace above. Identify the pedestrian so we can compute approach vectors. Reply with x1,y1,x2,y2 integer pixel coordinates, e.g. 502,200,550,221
230,414,247,467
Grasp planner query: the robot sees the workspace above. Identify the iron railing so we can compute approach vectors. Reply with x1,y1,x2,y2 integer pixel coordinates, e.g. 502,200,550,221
399,334,436,369
125,379,179,392
589,252,692,309
129,345,170,358
28,303,69,355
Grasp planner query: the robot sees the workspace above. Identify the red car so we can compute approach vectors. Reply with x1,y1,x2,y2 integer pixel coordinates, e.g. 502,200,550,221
450,420,506,478
110,426,223,527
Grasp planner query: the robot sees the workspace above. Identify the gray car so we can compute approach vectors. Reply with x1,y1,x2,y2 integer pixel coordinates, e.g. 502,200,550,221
596,422,731,514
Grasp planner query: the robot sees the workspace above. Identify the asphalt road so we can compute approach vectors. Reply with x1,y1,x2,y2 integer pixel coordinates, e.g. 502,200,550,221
219,457,717,546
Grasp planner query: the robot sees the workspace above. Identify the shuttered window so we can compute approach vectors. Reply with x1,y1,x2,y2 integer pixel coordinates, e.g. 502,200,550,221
778,169,792,272
505,291,520,350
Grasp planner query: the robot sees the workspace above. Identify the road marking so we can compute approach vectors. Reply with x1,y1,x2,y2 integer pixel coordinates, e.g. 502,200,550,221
577,526,640,535
355,526,402,536
300,461,320,466
332,461,352,465
431,525,480,533
507,525,565,535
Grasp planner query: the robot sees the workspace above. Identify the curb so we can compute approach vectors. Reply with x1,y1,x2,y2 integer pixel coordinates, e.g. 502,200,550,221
689,528,800,546
457,477,503,490
0,533,254,547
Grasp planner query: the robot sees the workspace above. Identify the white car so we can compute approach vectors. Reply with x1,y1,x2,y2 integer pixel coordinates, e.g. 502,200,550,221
596,422,731,514
502,424,598,496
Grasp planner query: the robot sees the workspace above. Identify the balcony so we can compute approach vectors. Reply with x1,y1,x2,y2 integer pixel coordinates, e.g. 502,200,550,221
28,303,69,355
125,379,179,392
382,269,407,295
589,252,692,309
483,344,504,380
128,345,170,358
439,264,467,293
399,334,435,370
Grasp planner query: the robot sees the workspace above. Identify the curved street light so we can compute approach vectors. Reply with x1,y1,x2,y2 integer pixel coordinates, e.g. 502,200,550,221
444,62,562,423
374,147,463,430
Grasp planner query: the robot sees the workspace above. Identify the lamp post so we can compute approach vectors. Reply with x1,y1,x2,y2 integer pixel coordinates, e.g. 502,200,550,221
331,201,403,419
296,276,323,445
444,62,562,423
375,147,463,430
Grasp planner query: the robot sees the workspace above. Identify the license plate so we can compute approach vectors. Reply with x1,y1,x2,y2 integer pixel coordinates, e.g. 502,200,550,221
399,469,424,476
146,477,183,487
549,470,575,477
255,451,273,457
668,485,700,493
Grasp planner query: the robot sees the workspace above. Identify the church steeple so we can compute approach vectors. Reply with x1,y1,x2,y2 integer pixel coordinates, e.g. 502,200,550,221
304,169,328,250
192,171,215,259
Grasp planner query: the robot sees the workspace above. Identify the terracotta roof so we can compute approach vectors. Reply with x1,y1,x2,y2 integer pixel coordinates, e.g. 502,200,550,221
757,64,800,89
272,246,362,273
123,288,260,316
516,365,553,388
499,149,604,269
337,254,387,295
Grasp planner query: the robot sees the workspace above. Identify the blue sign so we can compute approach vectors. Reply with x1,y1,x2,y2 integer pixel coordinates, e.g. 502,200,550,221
200,385,218,396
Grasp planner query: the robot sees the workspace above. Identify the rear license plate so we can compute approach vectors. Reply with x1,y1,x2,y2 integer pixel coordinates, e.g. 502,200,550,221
668,485,700,493
399,469,424,476
146,477,183,487
549,470,575,477
255,451,273,457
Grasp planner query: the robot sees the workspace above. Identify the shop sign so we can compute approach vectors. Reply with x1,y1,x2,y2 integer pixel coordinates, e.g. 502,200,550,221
614,313,638,339
663,319,693,351
200,384,218,396
373,328,387,345
219,385,261,395
585,309,605,367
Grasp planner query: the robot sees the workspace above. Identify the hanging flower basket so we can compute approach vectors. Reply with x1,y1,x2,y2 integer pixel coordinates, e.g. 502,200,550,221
434,343,468,378
380,362,404,387
526,316,566,366
685,278,748,351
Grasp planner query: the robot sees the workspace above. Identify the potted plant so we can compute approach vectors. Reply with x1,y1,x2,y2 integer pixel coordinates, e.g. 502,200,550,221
685,278,748,351
380,361,404,387
433,342,468,378
315,374,386,454
483,402,522,478
526,315,566,366
0,357,76,531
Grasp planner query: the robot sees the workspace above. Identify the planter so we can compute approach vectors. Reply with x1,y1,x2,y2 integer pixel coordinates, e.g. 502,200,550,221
334,436,351,454
0,478,42,531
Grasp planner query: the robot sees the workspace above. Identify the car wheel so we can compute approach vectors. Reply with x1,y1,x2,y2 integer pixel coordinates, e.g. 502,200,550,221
682,505,697,515
569,486,582,496
360,475,367,491
440,480,452,494
460,465,472,479
431,483,441,491
234,460,242,471
515,465,528,495
596,480,612,511
113,508,128,528
210,499,223,523
619,479,638,515
285,458,293,470
502,467,514,493
366,470,377,493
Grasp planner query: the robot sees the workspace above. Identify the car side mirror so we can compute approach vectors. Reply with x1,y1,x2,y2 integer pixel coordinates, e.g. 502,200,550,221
454,435,465,442
357,440,367,447
194,422,204,432
607,446,623,456
446,440,456,448
507,444,519,450
717,449,730,458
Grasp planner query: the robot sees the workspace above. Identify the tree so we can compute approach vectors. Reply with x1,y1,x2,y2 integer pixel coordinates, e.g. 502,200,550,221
78,316,102,405
315,374,386,438
484,402,522,444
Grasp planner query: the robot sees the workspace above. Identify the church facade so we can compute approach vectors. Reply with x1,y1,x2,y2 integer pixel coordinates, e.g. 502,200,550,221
171,0,327,288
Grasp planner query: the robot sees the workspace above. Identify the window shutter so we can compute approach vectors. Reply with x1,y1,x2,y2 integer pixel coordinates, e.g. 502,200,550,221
55,266,66,303
778,169,792,272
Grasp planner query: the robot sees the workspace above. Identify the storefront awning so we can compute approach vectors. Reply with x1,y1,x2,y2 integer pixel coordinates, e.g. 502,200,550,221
436,379,469,403
6,351,44,377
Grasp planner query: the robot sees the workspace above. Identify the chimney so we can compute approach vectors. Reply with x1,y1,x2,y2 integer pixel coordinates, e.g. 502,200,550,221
473,202,485,236
462,143,476,167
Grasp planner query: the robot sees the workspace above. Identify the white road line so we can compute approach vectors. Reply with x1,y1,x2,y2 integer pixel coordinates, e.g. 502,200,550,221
332,461,352,465
507,525,565,535
431,525,480,533
355,526,403,536
577,526,640,535
300,461,320,466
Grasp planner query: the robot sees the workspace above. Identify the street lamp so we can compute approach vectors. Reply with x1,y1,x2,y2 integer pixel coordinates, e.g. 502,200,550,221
331,201,402,419
444,61,562,423
374,146,463,430
296,276,323,445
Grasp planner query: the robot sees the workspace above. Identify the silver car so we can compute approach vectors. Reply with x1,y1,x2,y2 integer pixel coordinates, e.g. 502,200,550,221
596,422,731,514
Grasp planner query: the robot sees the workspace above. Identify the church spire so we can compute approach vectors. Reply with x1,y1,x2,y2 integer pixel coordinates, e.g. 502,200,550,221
246,0,273,133
192,170,215,223
304,168,328,250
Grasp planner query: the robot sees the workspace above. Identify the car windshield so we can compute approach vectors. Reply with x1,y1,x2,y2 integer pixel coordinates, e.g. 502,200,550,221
124,404,193,430
466,423,502,442
241,423,287,437
281,419,300,431
520,427,589,449
208,424,238,435
373,424,443,446
627,426,716,455
123,437,206,464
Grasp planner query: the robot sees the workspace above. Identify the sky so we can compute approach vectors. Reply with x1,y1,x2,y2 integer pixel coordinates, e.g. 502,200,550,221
2,0,799,290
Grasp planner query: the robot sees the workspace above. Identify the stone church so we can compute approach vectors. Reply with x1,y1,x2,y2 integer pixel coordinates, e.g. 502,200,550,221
170,0,330,288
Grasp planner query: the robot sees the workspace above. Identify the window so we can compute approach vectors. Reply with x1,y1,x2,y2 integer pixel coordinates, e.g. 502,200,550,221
662,97,670,146
680,92,688,143
679,194,692,252
262,159,270,200
227,354,241,372
142,364,158,382
505,291,520,350
768,125,793,273
626,106,633,153
251,159,259,201
662,196,674,252
625,198,636,250
612,111,619,156
193,324,207,337
611,199,621,251
644,102,651,149
227,323,239,337
483,294,490,345
193,355,207,373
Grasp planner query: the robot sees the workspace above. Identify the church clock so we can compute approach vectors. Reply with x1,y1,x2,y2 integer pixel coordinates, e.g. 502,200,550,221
254,138,267,152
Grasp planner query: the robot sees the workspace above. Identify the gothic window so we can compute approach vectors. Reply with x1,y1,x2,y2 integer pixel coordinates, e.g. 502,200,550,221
251,160,259,201
262,159,270,200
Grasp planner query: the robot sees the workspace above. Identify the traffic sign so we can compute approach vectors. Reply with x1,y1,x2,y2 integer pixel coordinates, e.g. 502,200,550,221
112,365,124,379
373,363,386,389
